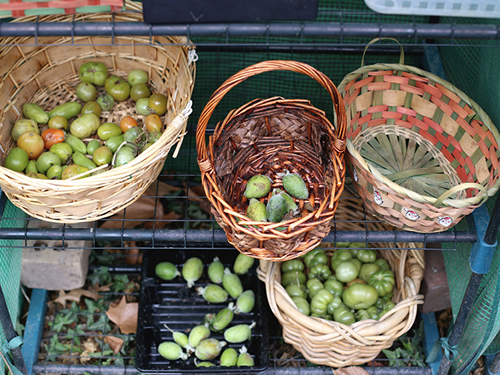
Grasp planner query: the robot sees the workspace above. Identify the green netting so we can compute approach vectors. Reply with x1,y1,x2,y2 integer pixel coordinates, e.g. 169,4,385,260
0,199,26,375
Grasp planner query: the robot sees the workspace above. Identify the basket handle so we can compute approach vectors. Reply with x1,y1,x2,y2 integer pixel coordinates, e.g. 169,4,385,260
361,37,405,66
434,182,488,207
196,60,347,173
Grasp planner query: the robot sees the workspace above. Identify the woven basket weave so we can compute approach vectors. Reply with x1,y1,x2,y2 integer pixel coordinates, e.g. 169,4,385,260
0,1,195,223
257,193,425,367
196,60,347,261
338,39,500,233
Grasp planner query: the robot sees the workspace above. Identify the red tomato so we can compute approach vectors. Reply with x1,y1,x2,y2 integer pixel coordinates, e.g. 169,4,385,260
41,128,65,149
119,116,138,133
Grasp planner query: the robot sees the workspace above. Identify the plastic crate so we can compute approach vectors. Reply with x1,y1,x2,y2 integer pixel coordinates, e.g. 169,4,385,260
364,0,500,18
135,249,269,373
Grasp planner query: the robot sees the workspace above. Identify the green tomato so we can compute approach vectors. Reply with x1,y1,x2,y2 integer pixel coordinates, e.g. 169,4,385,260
355,309,371,321
308,264,332,282
281,270,306,288
356,249,377,263
70,113,100,139
130,83,151,102
50,142,73,164
334,261,359,283
86,139,101,156
136,97,153,116
97,92,115,111
46,165,62,180
4,147,29,172
75,82,97,102
148,93,167,116
81,101,102,117
36,151,61,174
281,259,304,273
285,284,307,299
93,146,113,166
359,263,381,283
374,258,391,271
342,284,378,310
331,249,353,270
303,249,328,269
350,258,362,271
114,146,136,167
326,296,343,315
291,296,310,316
306,278,324,299
333,304,355,325
127,69,149,86
368,270,395,297
323,278,343,298
97,123,122,141
105,75,130,102
310,288,333,317
367,306,379,320
79,62,109,86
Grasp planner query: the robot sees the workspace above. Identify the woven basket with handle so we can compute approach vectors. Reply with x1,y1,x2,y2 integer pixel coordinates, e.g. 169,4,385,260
0,1,195,223
196,60,347,261
257,192,425,367
338,38,500,233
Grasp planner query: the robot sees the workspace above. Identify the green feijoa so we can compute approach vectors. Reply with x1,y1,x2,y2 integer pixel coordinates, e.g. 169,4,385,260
4,148,29,172
208,257,224,284
158,341,188,361
282,172,309,200
155,261,179,281
266,194,287,223
220,347,238,367
195,339,226,361
22,103,49,124
114,146,136,167
105,134,125,153
244,174,273,199
233,253,255,275
281,270,306,288
46,165,62,180
97,123,122,141
65,134,87,154
196,361,215,367
25,160,38,174
49,102,82,120
224,323,255,344
50,143,73,164
274,188,298,212
86,139,101,156
237,346,254,367
11,119,39,142
81,101,101,117
235,290,255,314
285,284,306,299
204,313,216,326
245,198,267,222
164,324,192,351
182,257,203,288
212,303,235,331
188,324,210,348
73,152,97,170
222,268,243,299
197,284,228,304
93,146,113,166
36,152,61,174
291,296,310,316
136,97,152,116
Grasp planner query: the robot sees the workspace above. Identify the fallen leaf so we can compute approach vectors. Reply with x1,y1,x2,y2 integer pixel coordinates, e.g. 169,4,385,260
123,244,143,265
104,336,124,354
105,296,138,334
143,210,182,229
54,289,102,307
333,367,371,375
365,360,384,367
88,282,112,294
80,338,100,364
145,180,182,197
99,197,165,229
186,184,211,214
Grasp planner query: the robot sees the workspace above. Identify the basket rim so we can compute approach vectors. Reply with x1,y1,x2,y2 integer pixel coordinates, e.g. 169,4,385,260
338,62,500,208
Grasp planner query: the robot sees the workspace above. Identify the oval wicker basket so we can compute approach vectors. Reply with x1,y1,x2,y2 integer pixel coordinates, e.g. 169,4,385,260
338,39,500,233
0,1,195,223
257,193,425,367
196,60,347,261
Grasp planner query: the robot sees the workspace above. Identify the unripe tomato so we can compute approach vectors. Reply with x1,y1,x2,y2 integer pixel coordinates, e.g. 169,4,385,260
119,116,138,133
148,93,167,116
145,114,162,133
41,129,66,149
17,132,44,160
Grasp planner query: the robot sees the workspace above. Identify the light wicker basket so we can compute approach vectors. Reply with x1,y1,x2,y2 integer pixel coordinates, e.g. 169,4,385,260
257,193,425,367
0,1,195,223
338,38,500,233
196,60,347,261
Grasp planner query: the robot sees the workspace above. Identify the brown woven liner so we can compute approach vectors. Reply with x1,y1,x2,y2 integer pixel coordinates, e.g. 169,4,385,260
196,60,347,261
337,39,500,233
257,192,425,367
0,1,195,223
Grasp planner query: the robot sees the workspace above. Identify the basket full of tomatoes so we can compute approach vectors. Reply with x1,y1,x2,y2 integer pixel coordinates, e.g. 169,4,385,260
0,2,195,223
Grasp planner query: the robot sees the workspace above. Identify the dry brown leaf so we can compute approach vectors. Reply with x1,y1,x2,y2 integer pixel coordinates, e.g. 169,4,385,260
123,244,143,265
53,289,102,306
333,367,371,375
144,210,182,229
105,296,138,334
104,336,124,355
145,180,182,196
88,282,112,294
187,185,211,213
80,338,100,364
99,197,165,229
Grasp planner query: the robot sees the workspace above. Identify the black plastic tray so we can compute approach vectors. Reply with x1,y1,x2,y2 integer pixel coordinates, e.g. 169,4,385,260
136,249,269,373
142,0,318,24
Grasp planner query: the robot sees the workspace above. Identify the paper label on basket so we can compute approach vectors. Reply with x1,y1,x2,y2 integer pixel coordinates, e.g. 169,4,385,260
352,168,358,182
373,190,383,205
403,207,419,221
438,216,453,227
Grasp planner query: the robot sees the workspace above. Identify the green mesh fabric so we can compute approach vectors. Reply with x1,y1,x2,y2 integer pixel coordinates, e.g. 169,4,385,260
0,200,26,375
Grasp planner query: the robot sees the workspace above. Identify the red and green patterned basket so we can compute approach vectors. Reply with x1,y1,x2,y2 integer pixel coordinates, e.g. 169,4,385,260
338,38,500,233
0,0,123,18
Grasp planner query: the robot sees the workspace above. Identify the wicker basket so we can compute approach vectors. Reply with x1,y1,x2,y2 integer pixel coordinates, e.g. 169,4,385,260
196,60,347,261
338,38,500,233
257,192,425,367
0,1,195,223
